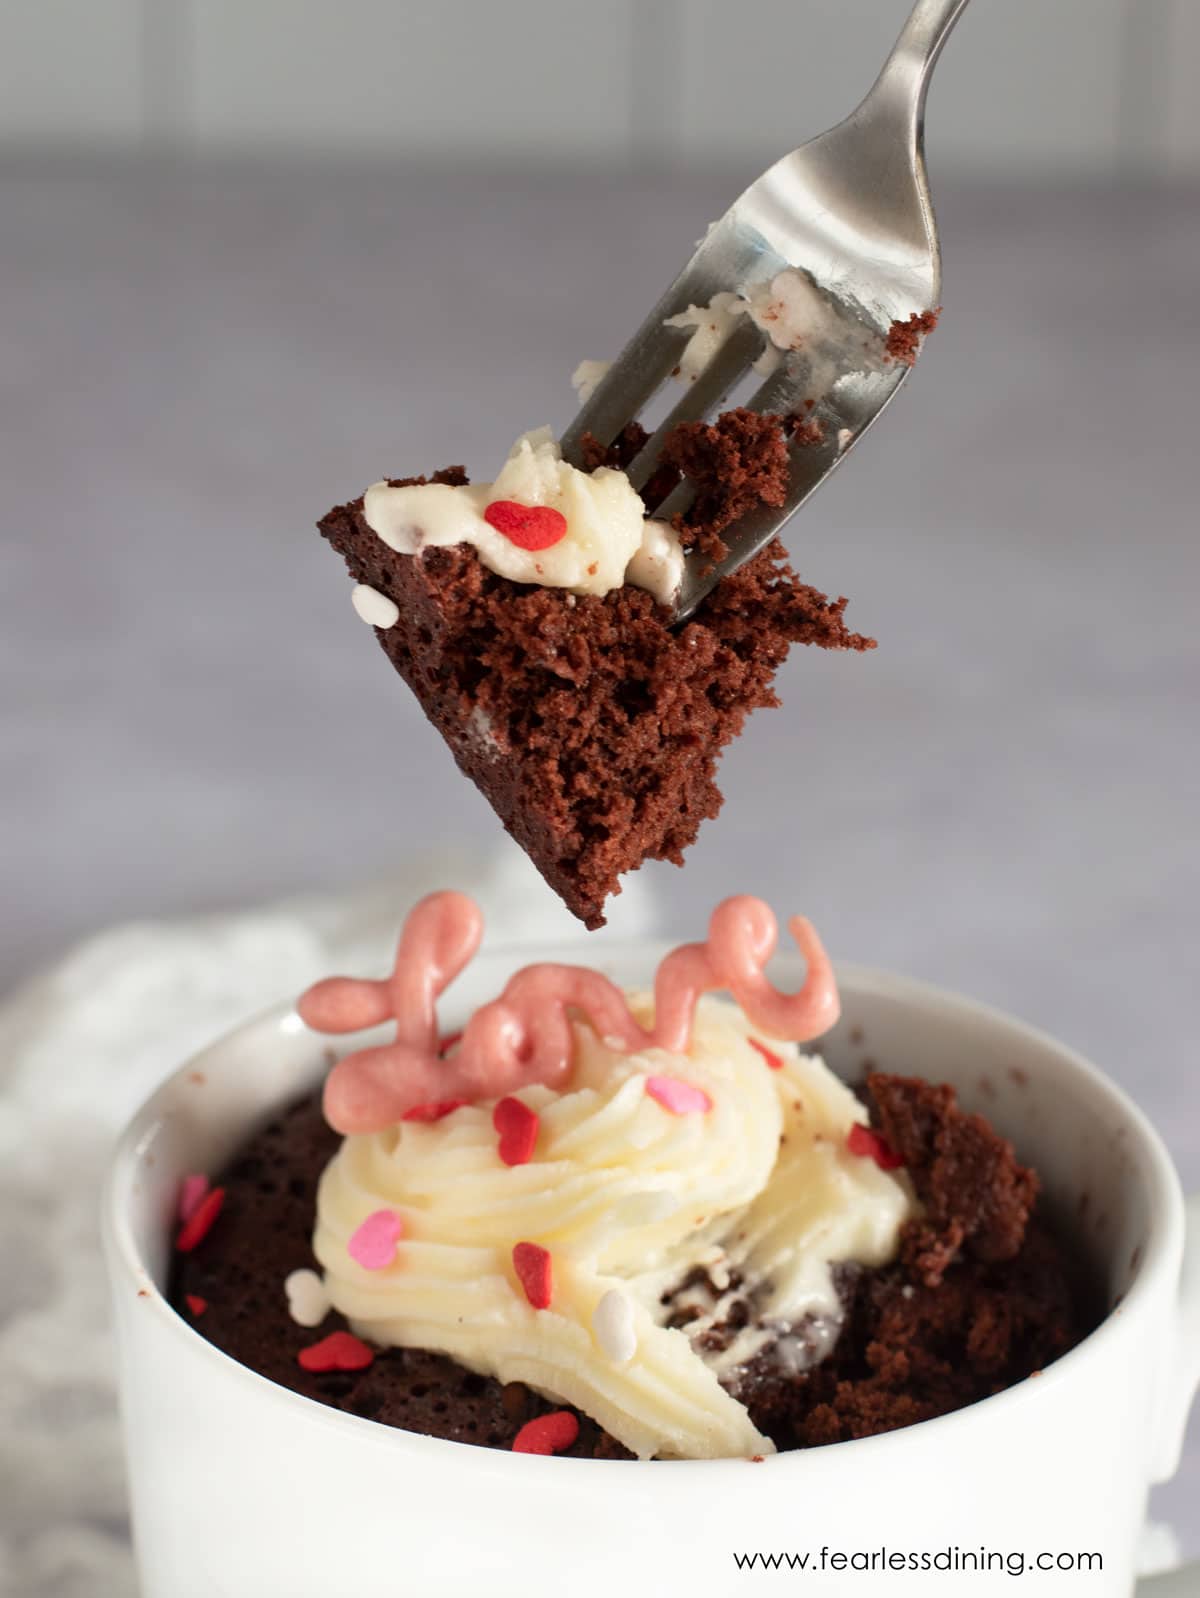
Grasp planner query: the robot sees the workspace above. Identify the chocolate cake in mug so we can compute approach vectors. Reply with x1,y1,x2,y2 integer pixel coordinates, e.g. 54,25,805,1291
172,894,1089,1460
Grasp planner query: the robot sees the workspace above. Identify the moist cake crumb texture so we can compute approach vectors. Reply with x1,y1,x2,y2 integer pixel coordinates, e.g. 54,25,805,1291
885,308,941,367
173,1072,1089,1457
319,410,873,929
658,407,793,562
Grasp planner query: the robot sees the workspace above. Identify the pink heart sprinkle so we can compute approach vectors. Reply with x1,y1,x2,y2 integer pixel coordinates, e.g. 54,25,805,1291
348,1208,405,1271
178,1173,210,1224
645,1075,712,1116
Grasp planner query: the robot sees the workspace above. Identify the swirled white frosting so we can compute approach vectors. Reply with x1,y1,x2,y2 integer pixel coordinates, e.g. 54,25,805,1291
361,429,683,605
314,995,911,1460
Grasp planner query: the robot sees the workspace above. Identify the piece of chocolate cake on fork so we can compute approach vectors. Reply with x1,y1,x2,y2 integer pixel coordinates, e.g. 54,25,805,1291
318,408,873,928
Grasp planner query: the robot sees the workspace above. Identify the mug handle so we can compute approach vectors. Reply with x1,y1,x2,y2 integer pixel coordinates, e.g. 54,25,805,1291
1136,1193,1200,1595
1151,1191,1200,1485
1137,1569,1200,1596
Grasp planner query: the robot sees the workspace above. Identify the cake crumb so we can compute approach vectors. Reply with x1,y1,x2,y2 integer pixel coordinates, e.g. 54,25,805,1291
789,413,826,448
867,1073,1038,1286
661,408,792,561
884,309,940,367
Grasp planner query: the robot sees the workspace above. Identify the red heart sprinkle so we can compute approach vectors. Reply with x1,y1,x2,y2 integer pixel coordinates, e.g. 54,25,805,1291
512,1410,579,1455
847,1122,905,1170
512,1241,553,1309
438,1031,463,1057
175,1186,226,1252
402,1099,467,1123
493,1096,539,1166
297,1331,375,1373
185,1294,208,1317
483,500,568,551
748,1038,784,1071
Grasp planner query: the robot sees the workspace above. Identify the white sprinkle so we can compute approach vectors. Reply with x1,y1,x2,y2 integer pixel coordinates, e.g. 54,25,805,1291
351,583,400,629
901,1283,916,1300
285,1268,331,1327
836,427,854,454
593,1288,637,1365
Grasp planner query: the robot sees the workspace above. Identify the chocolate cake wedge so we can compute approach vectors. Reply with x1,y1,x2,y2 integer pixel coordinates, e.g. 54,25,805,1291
318,409,873,927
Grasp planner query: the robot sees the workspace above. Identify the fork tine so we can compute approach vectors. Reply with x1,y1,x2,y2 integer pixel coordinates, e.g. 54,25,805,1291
736,362,805,419
647,352,849,570
659,423,842,618
559,219,776,462
559,319,692,463
619,311,770,485
646,356,827,527
739,356,854,427
624,318,765,492
650,476,696,527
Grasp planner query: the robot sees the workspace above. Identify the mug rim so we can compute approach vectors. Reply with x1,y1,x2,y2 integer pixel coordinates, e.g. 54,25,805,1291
103,950,1185,1475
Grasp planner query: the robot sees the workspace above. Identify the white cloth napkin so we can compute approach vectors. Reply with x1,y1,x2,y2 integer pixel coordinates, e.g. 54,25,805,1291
0,852,655,1598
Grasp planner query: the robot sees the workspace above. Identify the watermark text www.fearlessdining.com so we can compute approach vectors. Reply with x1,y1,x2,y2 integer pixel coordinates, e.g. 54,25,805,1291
731,1547,1103,1577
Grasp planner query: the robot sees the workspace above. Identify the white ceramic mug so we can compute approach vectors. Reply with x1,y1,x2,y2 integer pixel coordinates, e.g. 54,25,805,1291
103,944,1200,1597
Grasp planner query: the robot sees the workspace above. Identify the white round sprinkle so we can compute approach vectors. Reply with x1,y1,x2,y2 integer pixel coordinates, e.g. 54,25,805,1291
284,1268,331,1327
351,583,400,629
593,1288,637,1366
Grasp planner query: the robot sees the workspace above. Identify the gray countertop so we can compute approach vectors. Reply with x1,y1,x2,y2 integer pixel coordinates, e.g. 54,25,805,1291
2,158,1197,1546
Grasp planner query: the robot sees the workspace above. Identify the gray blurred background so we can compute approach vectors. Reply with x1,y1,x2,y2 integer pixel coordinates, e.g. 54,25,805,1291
1,0,1197,1553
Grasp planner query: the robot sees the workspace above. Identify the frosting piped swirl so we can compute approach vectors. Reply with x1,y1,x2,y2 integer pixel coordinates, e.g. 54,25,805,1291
301,895,913,1460
314,996,911,1459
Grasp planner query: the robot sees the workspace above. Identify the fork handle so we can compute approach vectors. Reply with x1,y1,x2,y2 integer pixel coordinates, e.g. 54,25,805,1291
864,0,971,134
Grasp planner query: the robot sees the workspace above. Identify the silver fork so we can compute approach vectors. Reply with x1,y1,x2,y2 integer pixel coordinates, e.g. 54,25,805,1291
560,0,971,621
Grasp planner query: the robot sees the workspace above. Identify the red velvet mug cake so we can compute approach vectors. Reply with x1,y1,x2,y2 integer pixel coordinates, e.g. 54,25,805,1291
169,893,1089,1461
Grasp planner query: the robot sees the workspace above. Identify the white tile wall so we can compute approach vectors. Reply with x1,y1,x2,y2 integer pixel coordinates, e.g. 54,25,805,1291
0,0,146,142
185,0,637,158
0,0,1194,174
1162,0,1200,173
670,0,1130,175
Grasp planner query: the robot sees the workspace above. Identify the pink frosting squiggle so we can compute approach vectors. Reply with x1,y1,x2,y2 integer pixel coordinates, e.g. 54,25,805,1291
299,892,839,1135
